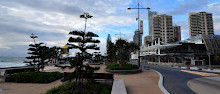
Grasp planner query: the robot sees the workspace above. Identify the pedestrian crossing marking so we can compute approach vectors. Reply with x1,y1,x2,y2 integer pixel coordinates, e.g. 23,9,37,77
181,70,219,76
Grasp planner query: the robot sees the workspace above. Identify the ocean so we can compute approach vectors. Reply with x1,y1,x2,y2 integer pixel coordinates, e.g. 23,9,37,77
0,57,28,68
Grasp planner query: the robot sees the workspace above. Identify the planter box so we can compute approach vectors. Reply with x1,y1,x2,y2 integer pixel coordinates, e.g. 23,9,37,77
105,68,142,73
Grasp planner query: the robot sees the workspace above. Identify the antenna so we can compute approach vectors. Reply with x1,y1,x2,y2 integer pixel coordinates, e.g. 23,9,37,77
115,32,125,39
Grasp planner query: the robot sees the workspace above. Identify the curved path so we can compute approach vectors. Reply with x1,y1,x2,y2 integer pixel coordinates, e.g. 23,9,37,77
96,65,163,94
148,65,201,94
188,76,220,94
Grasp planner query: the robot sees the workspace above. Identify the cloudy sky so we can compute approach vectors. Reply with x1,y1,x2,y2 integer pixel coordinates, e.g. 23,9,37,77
0,0,220,57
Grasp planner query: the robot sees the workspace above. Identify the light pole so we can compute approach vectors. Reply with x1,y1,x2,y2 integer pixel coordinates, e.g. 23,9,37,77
208,53,212,70
128,0,150,67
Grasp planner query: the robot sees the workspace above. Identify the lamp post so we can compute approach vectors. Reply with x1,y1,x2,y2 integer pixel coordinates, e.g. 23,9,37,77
128,0,150,67
208,53,212,70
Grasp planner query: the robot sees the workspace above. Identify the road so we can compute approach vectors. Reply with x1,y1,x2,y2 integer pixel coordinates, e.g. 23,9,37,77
129,61,220,94
146,65,202,94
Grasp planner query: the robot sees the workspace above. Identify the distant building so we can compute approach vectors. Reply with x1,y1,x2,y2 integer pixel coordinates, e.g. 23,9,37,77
107,34,111,43
152,14,175,43
189,12,214,38
148,10,157,35
133,29,142,46
173,25,181,41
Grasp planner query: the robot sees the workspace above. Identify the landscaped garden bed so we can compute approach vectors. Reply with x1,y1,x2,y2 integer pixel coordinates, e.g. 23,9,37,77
46,82,111,94
105,64,141,73
5,72,63,83
106,64,138,70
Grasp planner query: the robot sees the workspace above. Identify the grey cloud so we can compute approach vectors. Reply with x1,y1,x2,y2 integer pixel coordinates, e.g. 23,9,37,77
0,45,29,57
1,0,83,15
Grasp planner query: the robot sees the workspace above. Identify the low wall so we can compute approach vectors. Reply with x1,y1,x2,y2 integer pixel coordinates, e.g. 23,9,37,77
111,80,127,94
148,62,182,66
105,68,142,73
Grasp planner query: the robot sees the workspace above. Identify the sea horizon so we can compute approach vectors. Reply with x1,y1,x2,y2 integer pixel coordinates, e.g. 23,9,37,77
0,57,28,68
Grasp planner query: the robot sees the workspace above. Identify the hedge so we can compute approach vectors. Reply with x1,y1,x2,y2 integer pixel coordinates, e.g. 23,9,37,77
5,72,63,83
106,64,139,70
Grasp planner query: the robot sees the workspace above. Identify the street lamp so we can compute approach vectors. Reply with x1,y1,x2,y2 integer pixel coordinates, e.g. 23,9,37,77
127,0,150,67
208,53,212,70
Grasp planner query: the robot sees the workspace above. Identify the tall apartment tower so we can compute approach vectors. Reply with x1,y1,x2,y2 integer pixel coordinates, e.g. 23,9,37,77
173,25,181,41
133,29,142,46
189,12,214,38
148,10,158,35
107,34,111,43
152,14,175,43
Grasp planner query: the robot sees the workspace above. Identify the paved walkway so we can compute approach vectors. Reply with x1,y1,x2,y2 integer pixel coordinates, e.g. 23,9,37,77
0,80,62,94
95,65,163,94
188,76,220,94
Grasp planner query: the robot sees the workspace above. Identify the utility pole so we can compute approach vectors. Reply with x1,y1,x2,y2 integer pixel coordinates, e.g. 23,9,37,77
128,0,150,67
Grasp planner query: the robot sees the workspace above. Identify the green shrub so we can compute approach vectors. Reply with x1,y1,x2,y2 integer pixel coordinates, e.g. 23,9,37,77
106,64,139,70
46,82,111,94
5,72,63,83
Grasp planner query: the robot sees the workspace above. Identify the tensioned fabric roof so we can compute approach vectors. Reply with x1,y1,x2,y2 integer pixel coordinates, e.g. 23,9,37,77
140,44,181,52
141,35,220,54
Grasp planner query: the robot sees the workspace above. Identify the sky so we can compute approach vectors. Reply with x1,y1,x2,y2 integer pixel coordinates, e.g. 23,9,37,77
0,0,220,57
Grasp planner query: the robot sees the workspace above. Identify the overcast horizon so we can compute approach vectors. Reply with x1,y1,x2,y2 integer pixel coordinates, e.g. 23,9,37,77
0,0,220,57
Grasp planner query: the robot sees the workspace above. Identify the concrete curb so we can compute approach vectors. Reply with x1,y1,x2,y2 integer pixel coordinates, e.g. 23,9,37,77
153,70,170,94
111,80,127,94
105,68,142,73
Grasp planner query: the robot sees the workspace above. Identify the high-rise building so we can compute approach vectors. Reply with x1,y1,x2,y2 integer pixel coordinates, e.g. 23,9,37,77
148,10,157,35
152,14,175,43
133,29,142,46
107,34,111,43
189,12,214,38
173,25,181,41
